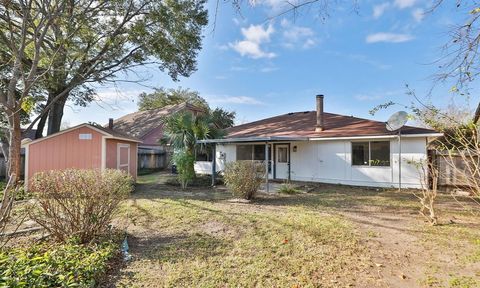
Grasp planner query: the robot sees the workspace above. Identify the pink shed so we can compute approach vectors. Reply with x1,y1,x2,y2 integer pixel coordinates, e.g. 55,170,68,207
22,123,141,189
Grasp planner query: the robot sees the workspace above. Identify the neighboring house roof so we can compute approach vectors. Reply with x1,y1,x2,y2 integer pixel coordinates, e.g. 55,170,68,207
225,111,439,139
21,129,38,140
109,102,205,141
22,123,141,147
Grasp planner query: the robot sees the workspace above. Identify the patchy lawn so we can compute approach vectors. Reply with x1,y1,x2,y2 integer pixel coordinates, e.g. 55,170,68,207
107,172,480,288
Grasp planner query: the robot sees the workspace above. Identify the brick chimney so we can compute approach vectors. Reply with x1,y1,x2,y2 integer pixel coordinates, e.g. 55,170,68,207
108,118,114,129
315,95,324,132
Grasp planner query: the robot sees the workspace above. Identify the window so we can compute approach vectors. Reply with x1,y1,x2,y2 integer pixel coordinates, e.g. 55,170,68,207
277,147,288,163
236,145,253,160
352,142,369,165
79,133,92,140
236,144,272,172
195,146,213,162
352,141,390,167
370,141,390,166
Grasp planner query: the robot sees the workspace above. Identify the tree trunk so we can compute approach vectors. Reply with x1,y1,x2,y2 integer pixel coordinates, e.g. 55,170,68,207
6,110,22,183
47,95,67,135
35,112,48,139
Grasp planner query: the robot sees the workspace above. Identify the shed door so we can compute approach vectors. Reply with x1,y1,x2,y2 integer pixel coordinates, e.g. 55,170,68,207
117,144,130,174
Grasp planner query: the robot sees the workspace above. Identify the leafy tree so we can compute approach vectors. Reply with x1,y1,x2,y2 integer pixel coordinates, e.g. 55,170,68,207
1,0,208,138
0,0,208,179
211,107,236,129
138,87,209,111
0,0,207,231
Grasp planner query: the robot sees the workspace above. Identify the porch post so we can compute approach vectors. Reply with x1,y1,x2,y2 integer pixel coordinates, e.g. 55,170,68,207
265,142,269,193
211,144,216,187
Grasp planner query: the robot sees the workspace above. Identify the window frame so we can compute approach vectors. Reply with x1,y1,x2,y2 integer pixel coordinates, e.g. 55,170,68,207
351,140,391,167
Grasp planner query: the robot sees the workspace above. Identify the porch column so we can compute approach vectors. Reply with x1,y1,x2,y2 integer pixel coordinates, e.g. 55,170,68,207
211,144,216,187
265,142,269,193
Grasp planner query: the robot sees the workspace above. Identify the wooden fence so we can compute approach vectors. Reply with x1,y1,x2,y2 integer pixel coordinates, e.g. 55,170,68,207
430,150,477,193
138,148,168,169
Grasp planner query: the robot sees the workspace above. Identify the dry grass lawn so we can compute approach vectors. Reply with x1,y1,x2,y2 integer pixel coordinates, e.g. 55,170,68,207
106,171,480,288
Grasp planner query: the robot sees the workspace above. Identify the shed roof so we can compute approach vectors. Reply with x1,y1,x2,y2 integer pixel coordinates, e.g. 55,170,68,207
109,102,205,139
225,111,439,139
22,123,141,147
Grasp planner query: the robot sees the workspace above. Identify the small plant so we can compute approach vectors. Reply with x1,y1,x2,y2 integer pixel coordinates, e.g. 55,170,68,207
172,150,196,189
278,182,301,194
223,161,265,200
29,169,133,243
0,240,118,287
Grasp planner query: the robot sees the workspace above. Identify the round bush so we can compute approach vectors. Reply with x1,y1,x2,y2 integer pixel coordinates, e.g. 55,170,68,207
223,161,265,200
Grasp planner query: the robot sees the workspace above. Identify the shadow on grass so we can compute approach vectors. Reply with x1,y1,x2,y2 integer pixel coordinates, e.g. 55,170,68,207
128,232,231,263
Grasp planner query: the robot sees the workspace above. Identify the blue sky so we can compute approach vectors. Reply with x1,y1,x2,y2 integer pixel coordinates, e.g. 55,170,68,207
63,0,479,127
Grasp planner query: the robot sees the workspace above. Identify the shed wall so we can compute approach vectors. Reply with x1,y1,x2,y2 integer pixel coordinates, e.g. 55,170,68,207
27,126,103,180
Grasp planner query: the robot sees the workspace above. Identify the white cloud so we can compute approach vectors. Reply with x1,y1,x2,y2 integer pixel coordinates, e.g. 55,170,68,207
354,90,402,101
206,95,264,105
355,94,384,101
366,32,414,43
281,19,317,49
393,0,416,9
249,0,288,10
230,24,276,59
373,3,390,19
412,8,424,22
260,66,279,73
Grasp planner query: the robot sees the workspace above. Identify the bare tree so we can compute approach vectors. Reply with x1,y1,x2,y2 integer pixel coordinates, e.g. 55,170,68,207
435,123,480,214
411,159,439,225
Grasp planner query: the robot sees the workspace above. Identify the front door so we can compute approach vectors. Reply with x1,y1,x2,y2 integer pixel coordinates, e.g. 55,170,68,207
275,144,289,179
117,143,130,174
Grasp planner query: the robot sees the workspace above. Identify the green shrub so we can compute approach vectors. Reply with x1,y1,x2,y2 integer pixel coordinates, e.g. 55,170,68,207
29,169,133,243
0,182,30,201
223,161,265,200
0,240,118,287
278,182,301,194
172,150,195,189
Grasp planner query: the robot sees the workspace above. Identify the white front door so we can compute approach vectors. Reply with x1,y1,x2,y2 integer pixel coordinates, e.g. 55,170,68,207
275,144,289,179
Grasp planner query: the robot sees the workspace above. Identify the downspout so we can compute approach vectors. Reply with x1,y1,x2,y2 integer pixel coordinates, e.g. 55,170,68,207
211,144,216,187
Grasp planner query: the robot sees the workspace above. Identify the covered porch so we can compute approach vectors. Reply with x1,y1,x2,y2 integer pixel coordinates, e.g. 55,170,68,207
197,136,308,192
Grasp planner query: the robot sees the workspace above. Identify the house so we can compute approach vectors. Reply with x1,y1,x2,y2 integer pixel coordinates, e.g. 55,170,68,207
108,102,205,169
0,129,38,177
197,95,442,188
22,123,141,188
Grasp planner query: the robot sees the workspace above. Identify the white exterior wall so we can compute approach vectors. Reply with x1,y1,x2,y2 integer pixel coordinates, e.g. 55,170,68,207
198,137,428,188
290,137,427,188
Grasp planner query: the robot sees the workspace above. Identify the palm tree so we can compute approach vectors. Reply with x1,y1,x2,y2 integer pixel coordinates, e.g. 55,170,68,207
162,111,225,185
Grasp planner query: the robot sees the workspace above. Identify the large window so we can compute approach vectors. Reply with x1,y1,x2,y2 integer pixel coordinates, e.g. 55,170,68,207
352,141,390,167
236,144,272,161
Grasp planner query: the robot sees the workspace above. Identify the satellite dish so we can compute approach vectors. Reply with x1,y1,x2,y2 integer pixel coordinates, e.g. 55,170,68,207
386,111,408,131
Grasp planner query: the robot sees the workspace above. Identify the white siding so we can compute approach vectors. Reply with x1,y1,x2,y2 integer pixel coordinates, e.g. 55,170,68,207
200,137,428,188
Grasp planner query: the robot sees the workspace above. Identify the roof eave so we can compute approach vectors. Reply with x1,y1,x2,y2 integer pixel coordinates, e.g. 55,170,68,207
197,136,309,144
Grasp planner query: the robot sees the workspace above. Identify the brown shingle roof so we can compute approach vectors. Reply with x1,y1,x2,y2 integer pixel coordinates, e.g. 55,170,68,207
226,111,438,139
109,102,204,139
91,124,141,142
